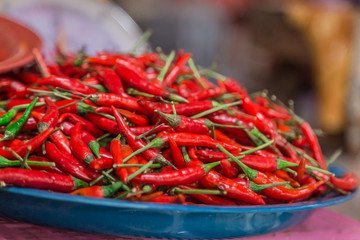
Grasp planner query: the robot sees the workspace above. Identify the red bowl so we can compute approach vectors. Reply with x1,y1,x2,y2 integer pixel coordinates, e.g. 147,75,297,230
0,15,42,73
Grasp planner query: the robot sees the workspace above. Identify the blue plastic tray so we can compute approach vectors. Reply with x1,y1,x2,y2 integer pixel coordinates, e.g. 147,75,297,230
0,165,356,239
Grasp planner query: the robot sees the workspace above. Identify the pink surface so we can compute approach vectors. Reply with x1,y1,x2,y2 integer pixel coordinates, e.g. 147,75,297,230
0,208,360,240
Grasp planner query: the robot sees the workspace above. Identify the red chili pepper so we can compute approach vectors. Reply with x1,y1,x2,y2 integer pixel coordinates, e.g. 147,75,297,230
115,59,187,103
37,76,97,94
111,136,128,182
70,122,95,165
46,142,99,182
159,132,238,151
296,158,307,181
28,156,64,174
200,170,265,205
138,100,214,116
0,168,87,192
59,121,111,159
220,160,238,178
56,99,95,115
94,66,127,97
330,172,359,190
1,127,54,159
300,121,327,169
163,52,192,87
59,113,105,137
150,194,186,204
188,79,226,102
178,185,237,206
0,77,27,98
95,106,149,126
169,137,185,169
70,182,125,198
121,145,139,176
38,97,59,132
187,146,198,160
87,93,146,114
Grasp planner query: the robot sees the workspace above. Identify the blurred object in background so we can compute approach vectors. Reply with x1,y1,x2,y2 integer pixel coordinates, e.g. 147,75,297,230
0,0,148,61
286,0,355,135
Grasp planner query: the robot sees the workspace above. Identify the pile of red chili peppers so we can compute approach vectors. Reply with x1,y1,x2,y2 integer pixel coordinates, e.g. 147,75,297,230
0,47,358,206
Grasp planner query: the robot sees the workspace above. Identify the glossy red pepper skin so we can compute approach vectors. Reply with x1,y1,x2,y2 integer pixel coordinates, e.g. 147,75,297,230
1,127,54,159
150,194,186,204
95,107,149,126
138,100,214,116
196,150,278,172
28,156,64,174
178,185,237,206
159,113,211,135
160,132,239,151
220,160,238,178
300,121,327,169
0,77,27,98
0,168,86,192
70,123,95,165
135,164,210,186
46,142,99,182
59,113,105,137
188,79,226,102
200,170,265,205
38,97,59,132
252,171,326,201
112,106,161,161
59,121,111,159
89,93,146,113
111,138,128,182
37,76,97,94
94,66,127,97
169,137,186,169
330,172,359,190
163,52,192,87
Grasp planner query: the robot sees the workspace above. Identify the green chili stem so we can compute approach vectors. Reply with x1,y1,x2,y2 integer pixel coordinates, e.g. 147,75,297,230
157,50,175,83
170,187,226,196
129,29,152,55
127,160,154,182
135,123,164,140
191,101,242,118
188,58,207,89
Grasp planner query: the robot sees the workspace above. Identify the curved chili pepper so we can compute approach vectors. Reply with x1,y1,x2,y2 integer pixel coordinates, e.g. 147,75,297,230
330,172,359,190
134,162,219,186
0,77,27,98
159,132,239,151
220,160,238,178
188,79,226,102
94,66,127,97
88,93,146,114
219,145,327,200
200,170,265,205
70,122,95,165
37,76,97,94
38,97,58,132
59,113,105,137
169,137,186,169
111,106,174,168
0,168,88,192
138,100,214,116
71,181,127,198
300,121,327,169
46,142,99,182
59,121,111,159
163,52,192,87
111,136,128,182
150,194,186,204
85,113,119,134
95,106,149,126
28,156,64,174
115,59,187,103
178,185,237,206
0,97,38,142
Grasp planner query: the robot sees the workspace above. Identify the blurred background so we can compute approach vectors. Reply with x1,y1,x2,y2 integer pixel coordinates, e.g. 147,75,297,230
1,0,360,219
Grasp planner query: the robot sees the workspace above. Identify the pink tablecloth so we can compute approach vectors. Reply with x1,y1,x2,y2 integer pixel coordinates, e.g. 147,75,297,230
1,208,360,240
